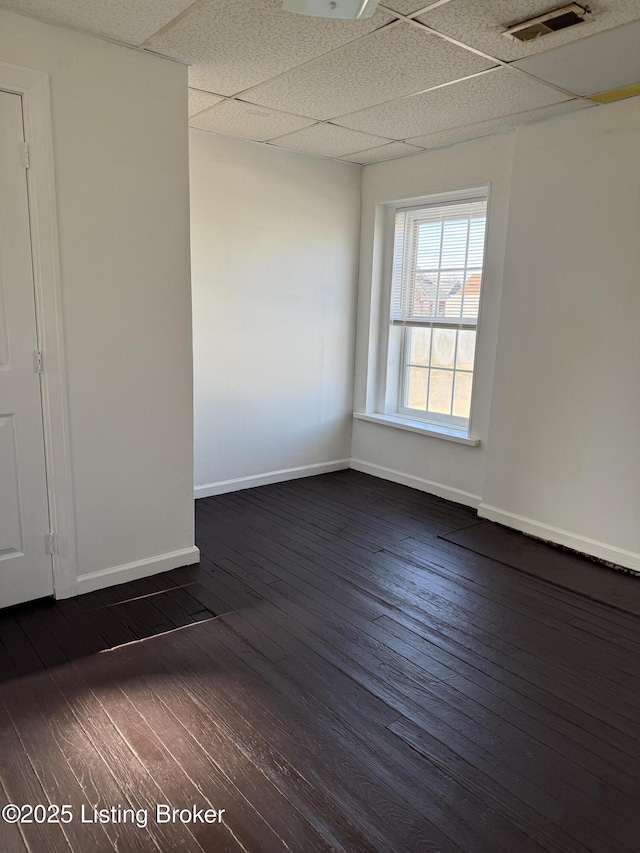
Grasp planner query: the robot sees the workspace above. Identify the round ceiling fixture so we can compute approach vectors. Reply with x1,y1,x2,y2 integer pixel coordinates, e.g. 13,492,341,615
282,0,380,20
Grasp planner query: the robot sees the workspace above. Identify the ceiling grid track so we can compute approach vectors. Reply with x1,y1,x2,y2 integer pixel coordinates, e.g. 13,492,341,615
177,0,603,158
4,0,638,162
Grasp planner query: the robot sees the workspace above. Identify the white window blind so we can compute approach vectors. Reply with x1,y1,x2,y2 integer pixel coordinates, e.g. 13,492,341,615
390,197,487,329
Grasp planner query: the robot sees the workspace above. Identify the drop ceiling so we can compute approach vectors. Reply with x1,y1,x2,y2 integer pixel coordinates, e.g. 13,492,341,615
2,0,639,164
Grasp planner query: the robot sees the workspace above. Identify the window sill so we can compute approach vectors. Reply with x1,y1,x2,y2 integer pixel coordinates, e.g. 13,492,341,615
353,412,481,446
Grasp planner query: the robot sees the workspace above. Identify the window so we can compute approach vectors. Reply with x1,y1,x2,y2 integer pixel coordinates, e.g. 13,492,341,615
386,190,488,433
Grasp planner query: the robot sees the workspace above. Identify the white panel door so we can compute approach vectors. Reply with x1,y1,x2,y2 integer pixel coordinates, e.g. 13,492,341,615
0,90,53,607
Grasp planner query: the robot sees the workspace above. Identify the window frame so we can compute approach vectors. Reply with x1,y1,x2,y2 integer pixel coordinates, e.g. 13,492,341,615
379,185,490,437
397,326,476,429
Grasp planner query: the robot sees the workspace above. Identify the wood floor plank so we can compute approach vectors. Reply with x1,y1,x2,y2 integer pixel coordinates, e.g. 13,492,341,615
194,622,464,853
222,572,635,851
229,565,639,808
204,520,640,780
58,592,138,646
442,521,640,616
209,482,624,648
185,560,608,852
43,662,208,852
1,673,153,853
0,701,72,853
389,535,640,641
231,490,640,681
239,532,640,760
0,775,29,853
215,612,546,853
103,631,365,853
1,470,638,853
0,613,42,677
143,623,404,853
373,614,639,787
68,646,290,853
236,527,640,726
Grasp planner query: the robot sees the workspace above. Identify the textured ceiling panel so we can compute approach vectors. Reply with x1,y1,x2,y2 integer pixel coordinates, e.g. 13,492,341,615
514,21,640,96
269,122,393,157
188,89,225,117
0,0,195,45
189,99,316,141
244,23,494,120
417,0,640,62
340,140,423,163
406,98,592,148
380,0,448,14
145,0,395,96
335,67,570,139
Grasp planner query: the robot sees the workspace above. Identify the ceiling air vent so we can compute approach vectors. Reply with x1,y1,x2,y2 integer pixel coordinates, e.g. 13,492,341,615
502,4,592,42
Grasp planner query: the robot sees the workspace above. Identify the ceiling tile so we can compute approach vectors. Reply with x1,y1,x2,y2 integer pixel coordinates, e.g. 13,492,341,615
335,66,570,139
189,99,316,141
0,0,194,45
145,0,395,96
340,141,424,163
380,0,444,14
244,22,494,120
269,123,393,157
406,99,593,148
514,21,640,97
188,89,225,117
417,0,640,62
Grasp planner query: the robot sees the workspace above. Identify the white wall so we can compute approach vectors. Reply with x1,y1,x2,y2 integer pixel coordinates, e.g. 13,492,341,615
352,133,515,506
11,3,627,584
0,11,197,589
353,97,640,570
190,130,360,496
480,98,640,569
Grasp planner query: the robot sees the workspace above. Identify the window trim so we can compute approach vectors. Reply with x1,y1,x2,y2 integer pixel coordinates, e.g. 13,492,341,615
353,412,480,446
378,185,490,439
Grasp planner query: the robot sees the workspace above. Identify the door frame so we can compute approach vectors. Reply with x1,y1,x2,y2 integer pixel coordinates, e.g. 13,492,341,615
0,61,77,599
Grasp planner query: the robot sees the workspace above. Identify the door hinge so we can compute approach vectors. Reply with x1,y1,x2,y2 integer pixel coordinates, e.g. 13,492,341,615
45,532,56,555
35,350,44,374
21,141,30,169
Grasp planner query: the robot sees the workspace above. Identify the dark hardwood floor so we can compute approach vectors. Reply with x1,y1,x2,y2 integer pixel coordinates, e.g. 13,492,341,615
0,470,638,852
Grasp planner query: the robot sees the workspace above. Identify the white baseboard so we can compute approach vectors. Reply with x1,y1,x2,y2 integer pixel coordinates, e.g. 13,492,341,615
350,458,481,509
195,459,351,499
478,504,640,572
74,546,201,596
